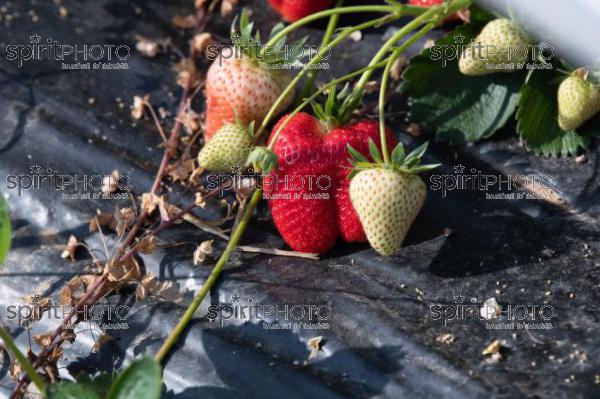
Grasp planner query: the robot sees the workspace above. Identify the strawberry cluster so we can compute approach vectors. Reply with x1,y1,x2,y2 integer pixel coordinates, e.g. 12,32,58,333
265,113,397,254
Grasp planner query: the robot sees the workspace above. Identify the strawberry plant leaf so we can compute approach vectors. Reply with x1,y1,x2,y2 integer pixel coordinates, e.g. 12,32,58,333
347,144,368,163
404,142,428,163
400,24,523,144
516,69,589,157
106,357,162,399
390,143,405,165
368,139,383,163
0,193,10,265
48,382,102,399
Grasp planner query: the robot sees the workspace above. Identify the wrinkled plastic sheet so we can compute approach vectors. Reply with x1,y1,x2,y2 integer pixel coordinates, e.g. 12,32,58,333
0,0,599,398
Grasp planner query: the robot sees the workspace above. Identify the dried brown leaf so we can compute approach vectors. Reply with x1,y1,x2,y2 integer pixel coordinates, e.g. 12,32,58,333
436,333,456,345
102,170,120,194
141,193,160,215
33,333,52,347
180,108,201,135
363,80,379,94
192,32,214,56
406,123,422,137
220,0,239,17
482,339,502,356
307,336,323,359
136,234,157,254
390,55,407,81
194,192,206,209
172,14,197,29
61,235,79,260
193,240,213,265
131,95,148,120
115,206,136,238
173,58,202,89
61,328,76,343
106,256,142,283
136,37,160,58
92,334,113,353
89,209,117,232
136,274,183,303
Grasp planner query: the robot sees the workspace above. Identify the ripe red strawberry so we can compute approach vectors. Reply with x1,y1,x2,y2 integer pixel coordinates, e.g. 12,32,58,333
408,0,469,23
324,121,397,242
265,113,339,254
268,0,333,22
204,10,293,141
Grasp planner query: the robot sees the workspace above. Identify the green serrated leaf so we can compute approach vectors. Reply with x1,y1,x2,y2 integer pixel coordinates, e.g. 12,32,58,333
48,382,101,399
0,193,10,265
106,358,162,399
405,142,428,163
516,69,589,157
407,164,441,173
368,139,383,163
400,24,523,144
347,144,368,163
310,101,327,122
325,85,337,116
390,143,405,165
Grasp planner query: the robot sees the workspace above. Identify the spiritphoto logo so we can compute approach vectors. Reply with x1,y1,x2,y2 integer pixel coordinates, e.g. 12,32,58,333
430,33,555,70
429,164,557,200
3,34,131,70
5,295,131,330
207,293,332,331
205,165,332,200
429,293,554,330
4,164,131,200
206,40,331,70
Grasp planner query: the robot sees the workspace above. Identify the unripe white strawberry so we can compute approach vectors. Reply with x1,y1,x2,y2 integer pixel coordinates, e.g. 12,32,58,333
198,121,253,172
459,18,532,76
347,141,437,256
557,69,600,131
350,169,426,256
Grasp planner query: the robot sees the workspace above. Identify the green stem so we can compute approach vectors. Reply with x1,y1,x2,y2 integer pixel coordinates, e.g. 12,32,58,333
256,12,402,139
378,21,437,164
354,0,471,93
261,4,426,57
0,326,45,393
379,55,394,164
296,0,344,105
155,189,263,364
268,60,392,150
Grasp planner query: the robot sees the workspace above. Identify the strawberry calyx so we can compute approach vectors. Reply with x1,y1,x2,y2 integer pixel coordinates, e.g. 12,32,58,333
310,83,365,131
232,109,256,139
232,9,308,67
347,140,440,179
247,146,278,175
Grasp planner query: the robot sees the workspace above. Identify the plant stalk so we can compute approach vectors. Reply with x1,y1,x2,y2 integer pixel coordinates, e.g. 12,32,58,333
296,0,344,105
256,12,403,139
378,21,437,164
155,189,263,363
0,326,45,394
355,0,472,93
261,4,426,55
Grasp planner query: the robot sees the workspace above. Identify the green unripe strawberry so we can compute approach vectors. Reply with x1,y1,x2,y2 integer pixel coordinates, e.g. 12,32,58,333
347,140,438,256
557,69,600,131
350,169,426,256
459,18,532,76
198,121,253,172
